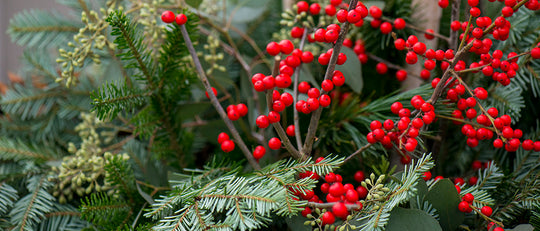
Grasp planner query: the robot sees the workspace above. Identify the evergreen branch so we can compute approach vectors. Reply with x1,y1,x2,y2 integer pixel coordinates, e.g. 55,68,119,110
7,9,82,49
106,11,155,85
1,84,61,120
0,137,59,162
80,193,132,230
9,176,55,231
302,0,358,157
39,203,88,231
476,162,504,191
0,183,19,216
104,154,137,203
91,81,150,120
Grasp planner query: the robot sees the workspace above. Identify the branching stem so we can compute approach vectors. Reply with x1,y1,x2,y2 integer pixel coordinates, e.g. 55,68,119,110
179,25,261,170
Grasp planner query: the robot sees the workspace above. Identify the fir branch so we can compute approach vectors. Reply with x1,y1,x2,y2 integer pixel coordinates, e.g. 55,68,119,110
7,9,81,49
106,11,155,85
1,84,61,120
0,183,19,216
38,203,88,231
91,81,150,120
9,176,55,231
0,137,59,162
80,193,132,230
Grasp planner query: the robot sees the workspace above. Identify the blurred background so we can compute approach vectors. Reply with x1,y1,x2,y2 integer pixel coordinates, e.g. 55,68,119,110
0,0,66,83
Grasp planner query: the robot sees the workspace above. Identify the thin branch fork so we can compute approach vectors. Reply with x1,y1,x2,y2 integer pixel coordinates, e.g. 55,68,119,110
179,25,261,170
267,59,301,159
302,0,359,159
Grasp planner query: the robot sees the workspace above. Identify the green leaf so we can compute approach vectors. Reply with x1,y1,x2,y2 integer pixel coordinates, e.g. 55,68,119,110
386,207,442,231
336,47,363,93
185,0,203,7
285,216,311,231
410,179,428,209
424,179,464,231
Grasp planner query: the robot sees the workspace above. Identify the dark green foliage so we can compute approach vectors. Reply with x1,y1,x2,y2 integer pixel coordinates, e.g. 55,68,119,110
80,193,131,230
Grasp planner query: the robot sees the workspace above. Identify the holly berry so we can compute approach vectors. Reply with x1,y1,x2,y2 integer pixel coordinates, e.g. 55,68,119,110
266,42,280,56
380,22,393,34
321,211,336,225
175,13,187,25
205,87,217,99
354,170,365,182
481,206,493,217
438,0,449,8
332,202,349,219
268,137,281,150
221,140,235,153
376,63,388,74
462,193,474,203
531,47,540,59
394,18,406,30
458,201,470,213
217,132,230,144
286,125,295,136
161,11,175,23
253,145,266,160
256,115,270,128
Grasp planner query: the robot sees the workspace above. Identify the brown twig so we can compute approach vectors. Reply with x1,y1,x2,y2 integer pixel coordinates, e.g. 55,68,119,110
267,59,301,159
302,0,358,159
179,25,261,170
294,28,309,149
449,0,461,50
307,201,362,210
343,143,373,163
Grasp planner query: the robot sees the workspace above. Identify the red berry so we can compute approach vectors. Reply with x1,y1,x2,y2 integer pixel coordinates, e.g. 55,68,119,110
175,13,187,25
394,38,406,50
161,11,175,23
297,1,309,13
309,3,321,15
205,87,217,99
356,186,368,199
221,140,235,153
423,171,432,181
308,88,320,98
425,29,435,40
396,70,407,81
332,202,349,219
380,22,393,34
329,182,345,196
369,6,382,18
281,93,294,106
438,0,449,8
236,104,248,117
227,109,240,121
320,94,331,107
462,193,474,203
279,40,294,54
376,63,388,74
217,132,230,144
470,7,481,17
256,115,270,128
394,18,406,30
325,5,337,16
253,145,266,160
268,111,281,123
458,201,470,213
266,42,280,56
321,211,336,225
481,206,493,217
268,137,281,150
286,125,295,136
501,6,513,17
301,207,312,217
531,47,540,59
298,81,311,94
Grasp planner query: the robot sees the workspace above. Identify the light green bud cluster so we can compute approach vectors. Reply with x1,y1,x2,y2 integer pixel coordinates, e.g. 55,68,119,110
203,33,226,75
56,8,115,87
52,112,127,203
138,0,167,60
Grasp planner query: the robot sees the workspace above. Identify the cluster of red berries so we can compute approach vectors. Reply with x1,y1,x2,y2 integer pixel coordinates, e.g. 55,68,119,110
160,11,187,25
295,162,367,225
365,95,435,160
217,132,234,153
226,103,248,121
